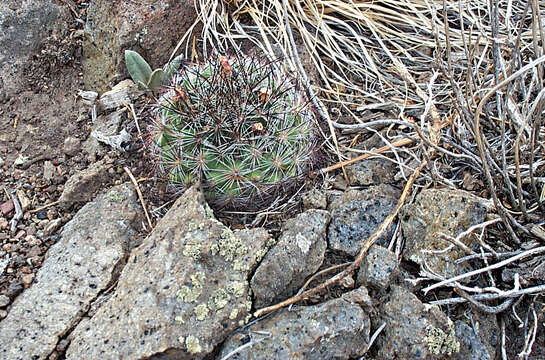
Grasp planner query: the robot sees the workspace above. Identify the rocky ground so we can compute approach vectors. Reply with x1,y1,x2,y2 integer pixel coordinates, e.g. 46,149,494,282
0,1,543,359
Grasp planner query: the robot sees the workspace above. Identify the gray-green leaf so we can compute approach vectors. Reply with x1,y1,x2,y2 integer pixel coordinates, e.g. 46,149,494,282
125,50,152,85
147,69,166,89
164,55,184,79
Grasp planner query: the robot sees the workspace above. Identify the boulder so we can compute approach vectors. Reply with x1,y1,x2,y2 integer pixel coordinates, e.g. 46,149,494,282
356,245,399,291
0,183,141,360
83,0,198,92
66,186,271,359
400,188,492,280
220,288,371,360
375,286,461,359
251,209,330,308
328,184,400,256
59,159,113,209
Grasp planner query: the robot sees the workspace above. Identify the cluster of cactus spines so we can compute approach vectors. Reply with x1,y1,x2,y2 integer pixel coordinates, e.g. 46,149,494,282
150,54,316,209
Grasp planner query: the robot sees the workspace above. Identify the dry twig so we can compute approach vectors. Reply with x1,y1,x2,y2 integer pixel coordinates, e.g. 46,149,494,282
124,166,153,230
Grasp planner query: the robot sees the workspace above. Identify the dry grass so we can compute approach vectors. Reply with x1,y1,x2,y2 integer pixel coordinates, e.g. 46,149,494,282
172,0,545,357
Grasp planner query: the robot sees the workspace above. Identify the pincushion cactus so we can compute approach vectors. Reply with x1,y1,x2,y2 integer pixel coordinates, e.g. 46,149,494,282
150,54,316,209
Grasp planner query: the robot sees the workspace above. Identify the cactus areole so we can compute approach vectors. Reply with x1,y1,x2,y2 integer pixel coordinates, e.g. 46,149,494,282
151,55,316,210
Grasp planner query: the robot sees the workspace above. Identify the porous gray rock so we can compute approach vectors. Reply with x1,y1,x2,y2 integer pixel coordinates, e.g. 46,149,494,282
83,0,197,92
455,321,491,360
219,287,371,360
0,1,70,98
251,209,330,308
65,186,271,360
301,188,328,209
43,160,55,181
0,183,141,360
400,188,492,280
356,245,398,291
375,286,462,359
346,158,398,186
59,159,112,209
328,184,400,256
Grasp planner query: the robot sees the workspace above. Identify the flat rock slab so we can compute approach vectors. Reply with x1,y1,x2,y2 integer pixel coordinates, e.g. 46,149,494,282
400,188,492,279
0,183,141,360
59,159,113,209
375,286,462,359
251,209,330,308
66,186,271,359
328,184,401,256
220,288,371,360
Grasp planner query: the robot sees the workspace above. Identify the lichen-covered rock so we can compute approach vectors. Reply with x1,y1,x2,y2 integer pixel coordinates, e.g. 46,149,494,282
375,286,461,359
356,245,398,291
59,159,113,209
83,0,197,92
219,288,371,359
0,1,70,98
400,189,492,280
346,158,398,186
251,209,330,308
65,186,271,359
0,183,141,360
328,184,400,256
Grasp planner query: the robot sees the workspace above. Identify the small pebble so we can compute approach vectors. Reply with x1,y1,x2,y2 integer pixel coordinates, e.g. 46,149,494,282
0,310,7,319
47,208,56,220
0,200,14,216
16,189,31,211
6,282,23,298
0,294,9,307
0,217,8,230
21,273,35,287
44,218,63,235
43,160,55,181
36,210,48,220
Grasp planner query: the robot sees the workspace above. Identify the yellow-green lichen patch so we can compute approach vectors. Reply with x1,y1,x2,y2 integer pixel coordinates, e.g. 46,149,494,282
178,336,185,344
105,189,126,203
254,247,270,263
177,272,206,303
174,315,185,324
211,229,248,263
187,222,198,231
208,288,231,311
424,319,460,356
194,304,209,321
186,335,202,354
233,260,250,272
229,309,239,320
183,242,202,260
227,281,246,298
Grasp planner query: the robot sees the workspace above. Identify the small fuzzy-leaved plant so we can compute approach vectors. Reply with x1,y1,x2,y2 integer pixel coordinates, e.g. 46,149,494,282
151,54,316,210
125,50,183,90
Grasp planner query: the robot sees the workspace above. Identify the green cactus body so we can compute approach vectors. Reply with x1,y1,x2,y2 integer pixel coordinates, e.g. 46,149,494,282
152,55,315,209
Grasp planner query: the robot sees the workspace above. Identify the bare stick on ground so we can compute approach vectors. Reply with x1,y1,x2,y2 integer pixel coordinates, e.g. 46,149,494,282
124,166,153,230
